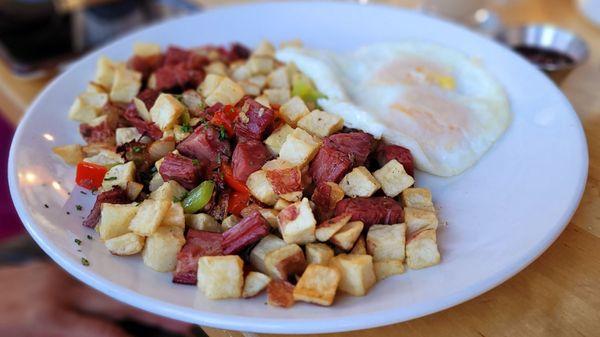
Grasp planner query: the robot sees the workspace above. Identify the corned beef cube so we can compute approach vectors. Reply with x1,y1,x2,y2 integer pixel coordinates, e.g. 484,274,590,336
323,132,375,167
159,153,202,190
235,97,276,141
232,140,271,182
309,146,352,184
82,187,129,228
334,197,404,228
176,124,231,170
173,229,223,284
376,143,414,176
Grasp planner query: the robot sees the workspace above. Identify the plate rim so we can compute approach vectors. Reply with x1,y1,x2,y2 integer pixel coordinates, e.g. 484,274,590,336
8,1,589,333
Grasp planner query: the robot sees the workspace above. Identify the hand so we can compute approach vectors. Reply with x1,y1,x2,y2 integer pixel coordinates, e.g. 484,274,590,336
0,261,193,337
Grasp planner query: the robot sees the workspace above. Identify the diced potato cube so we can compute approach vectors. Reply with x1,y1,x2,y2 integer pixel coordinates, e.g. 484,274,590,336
406,229,440,269
126,181,143,200
258,208,279,228
263,88,291,107
247,56,274,75
405,207,438,234
200,74,224,97
254,95,271,108
264,124,294,155
230,63,252,82
246,170,278,206
162,202,185,228
205,77,244,106
264,244,307,280
150,180,187,202
373,260,405,280
150,93,186,131
305,243,334,265
279,128,322,167
330,221,364,251
373,160,414,197
101,162,135,191
94,56,118,88
340,166,381,198
197,255,244,299
173,125,191,143
86,82,107,94
350,236,367,255
279,96,310,127
83,149,124,167
297,110,344,138
250,234,287,274
52,144,83,166
366,224,406,262
185,213,220,232
221,214,241,232
105,232,145,256
242,272,271,298
239,81,261,96
267,280,295,308
253,40,275,58
330,254,376,297
278,198,316,244
204,61,227,76
148,173,164,192
267,67,290,89
142,226,185,272
280,191,303,203
115,127,142,146
110,68,142,103
133,42,161,56
274,198,292,211
98,203,138,241
401,188,435,212
246,76,265,90
316,213,351,242
294,264,340,306
68,92,108,123
128,199,171,236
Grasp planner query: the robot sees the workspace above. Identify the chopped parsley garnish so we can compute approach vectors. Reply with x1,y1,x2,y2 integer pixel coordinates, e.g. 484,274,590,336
181,123,192,133
192,159,200,166
218,126,228,140
173,93,184,101
74,239,82,245
44,204,49,208
80,191,87,195
104,176,117,181
216,153,222,165
132,146,142,153
75,205,83,211
87,235,93,240
66,211,70,215
81,257,90,266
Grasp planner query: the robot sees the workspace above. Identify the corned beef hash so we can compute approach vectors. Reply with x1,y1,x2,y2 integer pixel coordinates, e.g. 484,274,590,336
52,40,441,307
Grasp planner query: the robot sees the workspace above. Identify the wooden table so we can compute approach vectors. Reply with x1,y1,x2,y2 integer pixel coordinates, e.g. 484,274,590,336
2,0,600,336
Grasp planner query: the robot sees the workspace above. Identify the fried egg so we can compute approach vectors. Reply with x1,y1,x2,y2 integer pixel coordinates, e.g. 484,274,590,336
276,42,510,177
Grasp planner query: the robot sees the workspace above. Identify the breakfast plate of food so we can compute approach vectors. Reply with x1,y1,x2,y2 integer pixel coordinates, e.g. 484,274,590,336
8,1,587,334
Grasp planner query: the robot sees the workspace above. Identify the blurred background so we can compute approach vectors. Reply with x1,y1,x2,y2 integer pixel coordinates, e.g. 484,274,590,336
1,1,599,337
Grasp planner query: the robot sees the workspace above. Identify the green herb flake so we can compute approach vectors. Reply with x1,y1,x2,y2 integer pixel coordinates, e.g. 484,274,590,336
43,204,49,208
192,159,200,166
74,239,82,245
218,126,227,140
86,235,93,240
133,146,142,153
75,205,83,211
104,176,117,181
181,123,192,133
81,257,90,267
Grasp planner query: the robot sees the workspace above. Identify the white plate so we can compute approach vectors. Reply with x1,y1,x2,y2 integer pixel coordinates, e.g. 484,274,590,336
8,2,588,334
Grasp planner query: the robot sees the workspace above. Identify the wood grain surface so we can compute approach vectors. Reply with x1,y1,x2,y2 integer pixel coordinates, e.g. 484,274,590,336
1,0,599,336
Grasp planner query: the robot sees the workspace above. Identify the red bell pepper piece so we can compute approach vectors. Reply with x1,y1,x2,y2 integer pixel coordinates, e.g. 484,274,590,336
75,161,108,190
228,190,250,216
210,105,237,137
221,162,250,193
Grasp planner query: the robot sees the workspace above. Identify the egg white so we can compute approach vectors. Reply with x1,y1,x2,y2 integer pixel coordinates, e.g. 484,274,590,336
276,42,510,177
